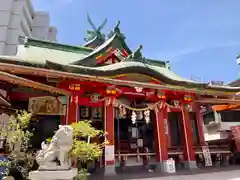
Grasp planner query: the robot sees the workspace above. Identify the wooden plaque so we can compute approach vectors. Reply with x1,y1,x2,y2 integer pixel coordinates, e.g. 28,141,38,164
28,96,66,115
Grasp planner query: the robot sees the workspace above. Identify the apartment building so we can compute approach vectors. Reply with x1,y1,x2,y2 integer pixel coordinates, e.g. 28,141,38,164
0,0,57,55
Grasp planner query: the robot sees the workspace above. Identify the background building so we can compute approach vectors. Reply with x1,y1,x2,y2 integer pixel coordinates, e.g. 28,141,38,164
0,0,57,55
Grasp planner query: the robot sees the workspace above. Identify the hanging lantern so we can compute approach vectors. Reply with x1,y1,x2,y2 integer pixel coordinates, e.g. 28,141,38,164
106,86,117,95
157,91,166,100
131,111,136,124
184,94,192,102
68,84,81,91
144,110,150,124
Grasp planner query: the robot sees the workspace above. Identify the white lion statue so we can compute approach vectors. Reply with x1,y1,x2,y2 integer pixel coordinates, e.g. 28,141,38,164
36,125,74,171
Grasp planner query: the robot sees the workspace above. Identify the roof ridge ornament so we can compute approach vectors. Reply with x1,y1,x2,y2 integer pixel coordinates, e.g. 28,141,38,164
114,20,121,33
84,13,107,42
166,61,171,69
127,45,143,60
108,20,125,39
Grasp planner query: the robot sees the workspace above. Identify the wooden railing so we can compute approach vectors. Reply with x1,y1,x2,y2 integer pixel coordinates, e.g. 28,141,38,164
113,144,232,167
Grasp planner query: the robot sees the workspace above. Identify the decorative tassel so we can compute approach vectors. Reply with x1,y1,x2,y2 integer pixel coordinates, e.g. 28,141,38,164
144,110,150,124
131,111,136,124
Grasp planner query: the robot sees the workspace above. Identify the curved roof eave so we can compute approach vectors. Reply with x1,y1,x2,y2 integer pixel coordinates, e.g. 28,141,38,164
0,55,45,67
0,55,239,92
46,60,240,91
82,36,99,47
70,33,118,66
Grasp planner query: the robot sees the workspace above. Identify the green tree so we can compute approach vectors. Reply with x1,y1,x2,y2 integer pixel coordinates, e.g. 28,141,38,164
0,113,106,180
70,121,107,180
0,110,35,179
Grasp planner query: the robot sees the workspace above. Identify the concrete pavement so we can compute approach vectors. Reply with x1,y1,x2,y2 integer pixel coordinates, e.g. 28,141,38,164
130,170,240,180
89,166,240,180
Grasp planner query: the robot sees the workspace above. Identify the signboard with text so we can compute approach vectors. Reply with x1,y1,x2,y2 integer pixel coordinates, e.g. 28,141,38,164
202,146,212,166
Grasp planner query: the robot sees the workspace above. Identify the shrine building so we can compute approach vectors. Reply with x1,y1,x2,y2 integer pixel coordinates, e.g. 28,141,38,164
0,15,240,175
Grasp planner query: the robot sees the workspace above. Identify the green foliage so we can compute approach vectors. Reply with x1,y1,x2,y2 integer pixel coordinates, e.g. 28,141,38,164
0,111,106,180
75,169,88,180
70,121,107,160
0,110,35,179
70,121,107,180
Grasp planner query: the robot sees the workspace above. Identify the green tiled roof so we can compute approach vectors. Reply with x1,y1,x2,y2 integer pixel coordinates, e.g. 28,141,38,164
146,58,168,68
24,38,93,54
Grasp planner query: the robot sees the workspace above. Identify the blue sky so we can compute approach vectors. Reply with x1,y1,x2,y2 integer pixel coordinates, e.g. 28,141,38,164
32,0,240,84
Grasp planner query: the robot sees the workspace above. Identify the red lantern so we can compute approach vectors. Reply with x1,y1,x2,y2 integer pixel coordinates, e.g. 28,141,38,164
157,91,166,100
184,94,192,102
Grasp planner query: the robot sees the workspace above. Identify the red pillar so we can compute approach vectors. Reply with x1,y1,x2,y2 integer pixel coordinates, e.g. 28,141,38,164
67,95,79,167
154,102,168,171
180,104,197,169
104,97,116,175
67,95,78,125
195,103,206,145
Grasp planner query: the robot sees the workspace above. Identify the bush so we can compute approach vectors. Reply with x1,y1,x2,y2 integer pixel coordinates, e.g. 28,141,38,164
0,111,35,179
70,121,107,180
0,114,106,180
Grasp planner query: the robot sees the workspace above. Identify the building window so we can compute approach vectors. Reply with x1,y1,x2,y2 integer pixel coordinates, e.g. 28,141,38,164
221,110,240,122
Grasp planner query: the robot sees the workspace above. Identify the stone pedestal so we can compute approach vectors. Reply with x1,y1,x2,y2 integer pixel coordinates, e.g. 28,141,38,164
3,176,14,180
155,162,166,172
104,165,116,176
29,168,78,180
155,160,176,173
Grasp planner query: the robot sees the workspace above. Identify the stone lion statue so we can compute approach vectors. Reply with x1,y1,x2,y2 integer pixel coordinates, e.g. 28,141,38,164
36,125,74,171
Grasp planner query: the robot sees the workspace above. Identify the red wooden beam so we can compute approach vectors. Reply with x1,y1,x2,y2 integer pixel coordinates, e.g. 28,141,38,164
0,70,71,95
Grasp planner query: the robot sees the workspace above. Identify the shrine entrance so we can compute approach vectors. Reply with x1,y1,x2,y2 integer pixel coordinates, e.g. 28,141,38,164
167,112,183,168
64,81,204,174
79,106,104,130
168,112,181,148
114,98,156,168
